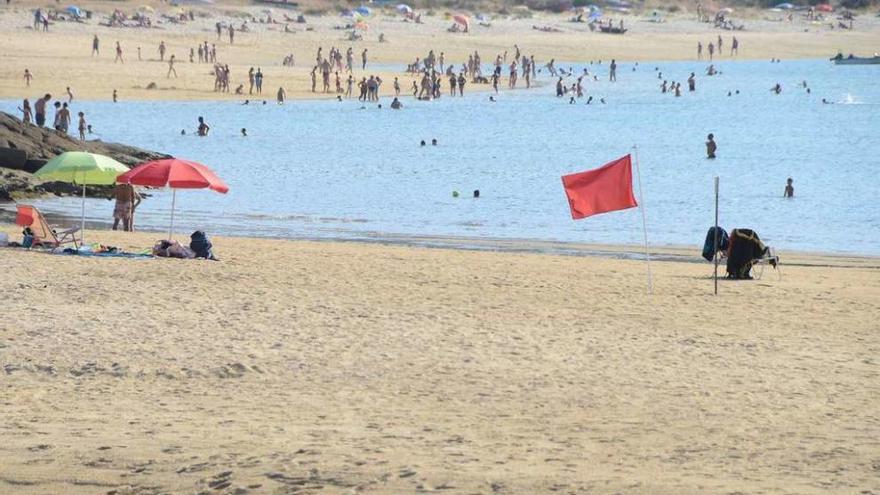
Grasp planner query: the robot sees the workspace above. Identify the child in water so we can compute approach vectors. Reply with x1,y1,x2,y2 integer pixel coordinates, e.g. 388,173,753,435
706,133,717,159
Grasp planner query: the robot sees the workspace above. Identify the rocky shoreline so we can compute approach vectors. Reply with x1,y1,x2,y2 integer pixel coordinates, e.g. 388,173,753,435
0,111,169,201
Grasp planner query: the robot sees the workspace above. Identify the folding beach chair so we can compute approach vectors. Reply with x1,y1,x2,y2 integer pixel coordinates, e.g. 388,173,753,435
15,204,81,250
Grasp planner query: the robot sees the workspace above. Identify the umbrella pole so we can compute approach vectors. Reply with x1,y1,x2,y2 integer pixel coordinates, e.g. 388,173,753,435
80,182,86,249
169,188,177,240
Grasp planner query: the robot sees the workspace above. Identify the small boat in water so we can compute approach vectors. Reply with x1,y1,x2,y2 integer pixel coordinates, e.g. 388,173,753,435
831,53,880,65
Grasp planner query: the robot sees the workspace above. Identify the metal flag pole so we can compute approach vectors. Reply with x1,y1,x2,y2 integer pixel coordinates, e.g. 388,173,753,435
168,188,177,240
632,145,653,295
80,181,87,249
713,177,720,295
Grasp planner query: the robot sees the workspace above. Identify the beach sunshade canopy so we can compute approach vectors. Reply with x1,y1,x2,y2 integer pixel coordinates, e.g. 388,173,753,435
117,158,228,192
35,151,129,185
355,5,371,15
453,14,469,26
396,4,412,13
117,158,228,239
34,152,130,247
815,3,833,11
66,5,83,16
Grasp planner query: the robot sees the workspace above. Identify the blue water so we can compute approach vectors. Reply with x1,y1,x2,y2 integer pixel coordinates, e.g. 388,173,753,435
3,59,880,254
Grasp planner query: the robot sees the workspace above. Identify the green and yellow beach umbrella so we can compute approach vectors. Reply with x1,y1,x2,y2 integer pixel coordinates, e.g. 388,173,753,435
34,151,130,246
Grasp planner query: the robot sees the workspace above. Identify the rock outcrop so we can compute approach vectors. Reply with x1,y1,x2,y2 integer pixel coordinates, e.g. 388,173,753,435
0,111,170,201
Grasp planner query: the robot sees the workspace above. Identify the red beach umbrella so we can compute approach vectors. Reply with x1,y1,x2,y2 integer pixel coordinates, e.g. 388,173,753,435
815,3,833,12
117,158,229,239
453,14,470,29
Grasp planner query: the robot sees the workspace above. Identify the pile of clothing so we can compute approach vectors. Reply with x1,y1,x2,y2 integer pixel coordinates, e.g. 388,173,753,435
152,231,217,260
702,227,773,280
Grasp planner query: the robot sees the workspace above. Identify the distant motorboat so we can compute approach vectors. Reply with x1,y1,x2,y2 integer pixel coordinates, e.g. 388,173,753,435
831,54,880,65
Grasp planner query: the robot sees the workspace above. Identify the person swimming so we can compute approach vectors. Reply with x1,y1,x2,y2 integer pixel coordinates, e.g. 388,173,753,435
420,140,426,146
431,138,437,146
241,128,247,136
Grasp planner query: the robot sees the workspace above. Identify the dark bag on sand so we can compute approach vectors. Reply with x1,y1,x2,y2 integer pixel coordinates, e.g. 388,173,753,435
701,226,729,261
189,230,215,260
726,228,767,279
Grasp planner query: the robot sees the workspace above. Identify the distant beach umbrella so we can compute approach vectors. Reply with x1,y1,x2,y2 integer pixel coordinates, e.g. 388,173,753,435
34,151,130,246
815,3,833,12
396,4,412,14
355,5,371,16
117,158,229,240
453,14,470,28
66,5,83,17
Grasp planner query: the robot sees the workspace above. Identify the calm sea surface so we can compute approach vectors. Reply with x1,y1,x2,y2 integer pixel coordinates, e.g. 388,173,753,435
3,59,879,254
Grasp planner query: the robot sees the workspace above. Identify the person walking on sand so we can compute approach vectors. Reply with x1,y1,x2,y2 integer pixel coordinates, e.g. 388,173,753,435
717,35,723,55
361,48,368,70
458,73,466,96
228,25,235,44
310,66,317,92
784,177,794,198
92,35,99,56
77,112,86,140
697,42,703,60
167,54,178,78
159,41,166,61
708,42,714,61
115,42,123,63
276,86,285,104
255,68,263,94
23,69,33,87
112,183,141,232
706,133,717,159
609,59,617,82
112,89,118,102
731,36,739,56
66,86,74,102
248,67,255,94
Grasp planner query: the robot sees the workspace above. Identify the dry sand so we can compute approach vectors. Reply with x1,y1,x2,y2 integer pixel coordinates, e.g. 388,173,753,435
1,225,879,494
1,2,879,101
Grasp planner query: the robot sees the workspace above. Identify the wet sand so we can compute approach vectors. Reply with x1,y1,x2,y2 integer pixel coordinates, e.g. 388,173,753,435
1,226,878,494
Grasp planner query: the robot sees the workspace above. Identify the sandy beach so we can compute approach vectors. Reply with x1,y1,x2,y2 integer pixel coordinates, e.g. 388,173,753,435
1,225,879,494
1,1,879,101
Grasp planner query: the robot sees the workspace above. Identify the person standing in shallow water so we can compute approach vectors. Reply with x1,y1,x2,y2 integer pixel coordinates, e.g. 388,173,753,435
609,59,617,82
784,178,794,198
706,133,717,159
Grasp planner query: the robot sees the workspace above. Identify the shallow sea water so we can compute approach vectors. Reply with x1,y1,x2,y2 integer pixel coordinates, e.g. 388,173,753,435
3,58,879,254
